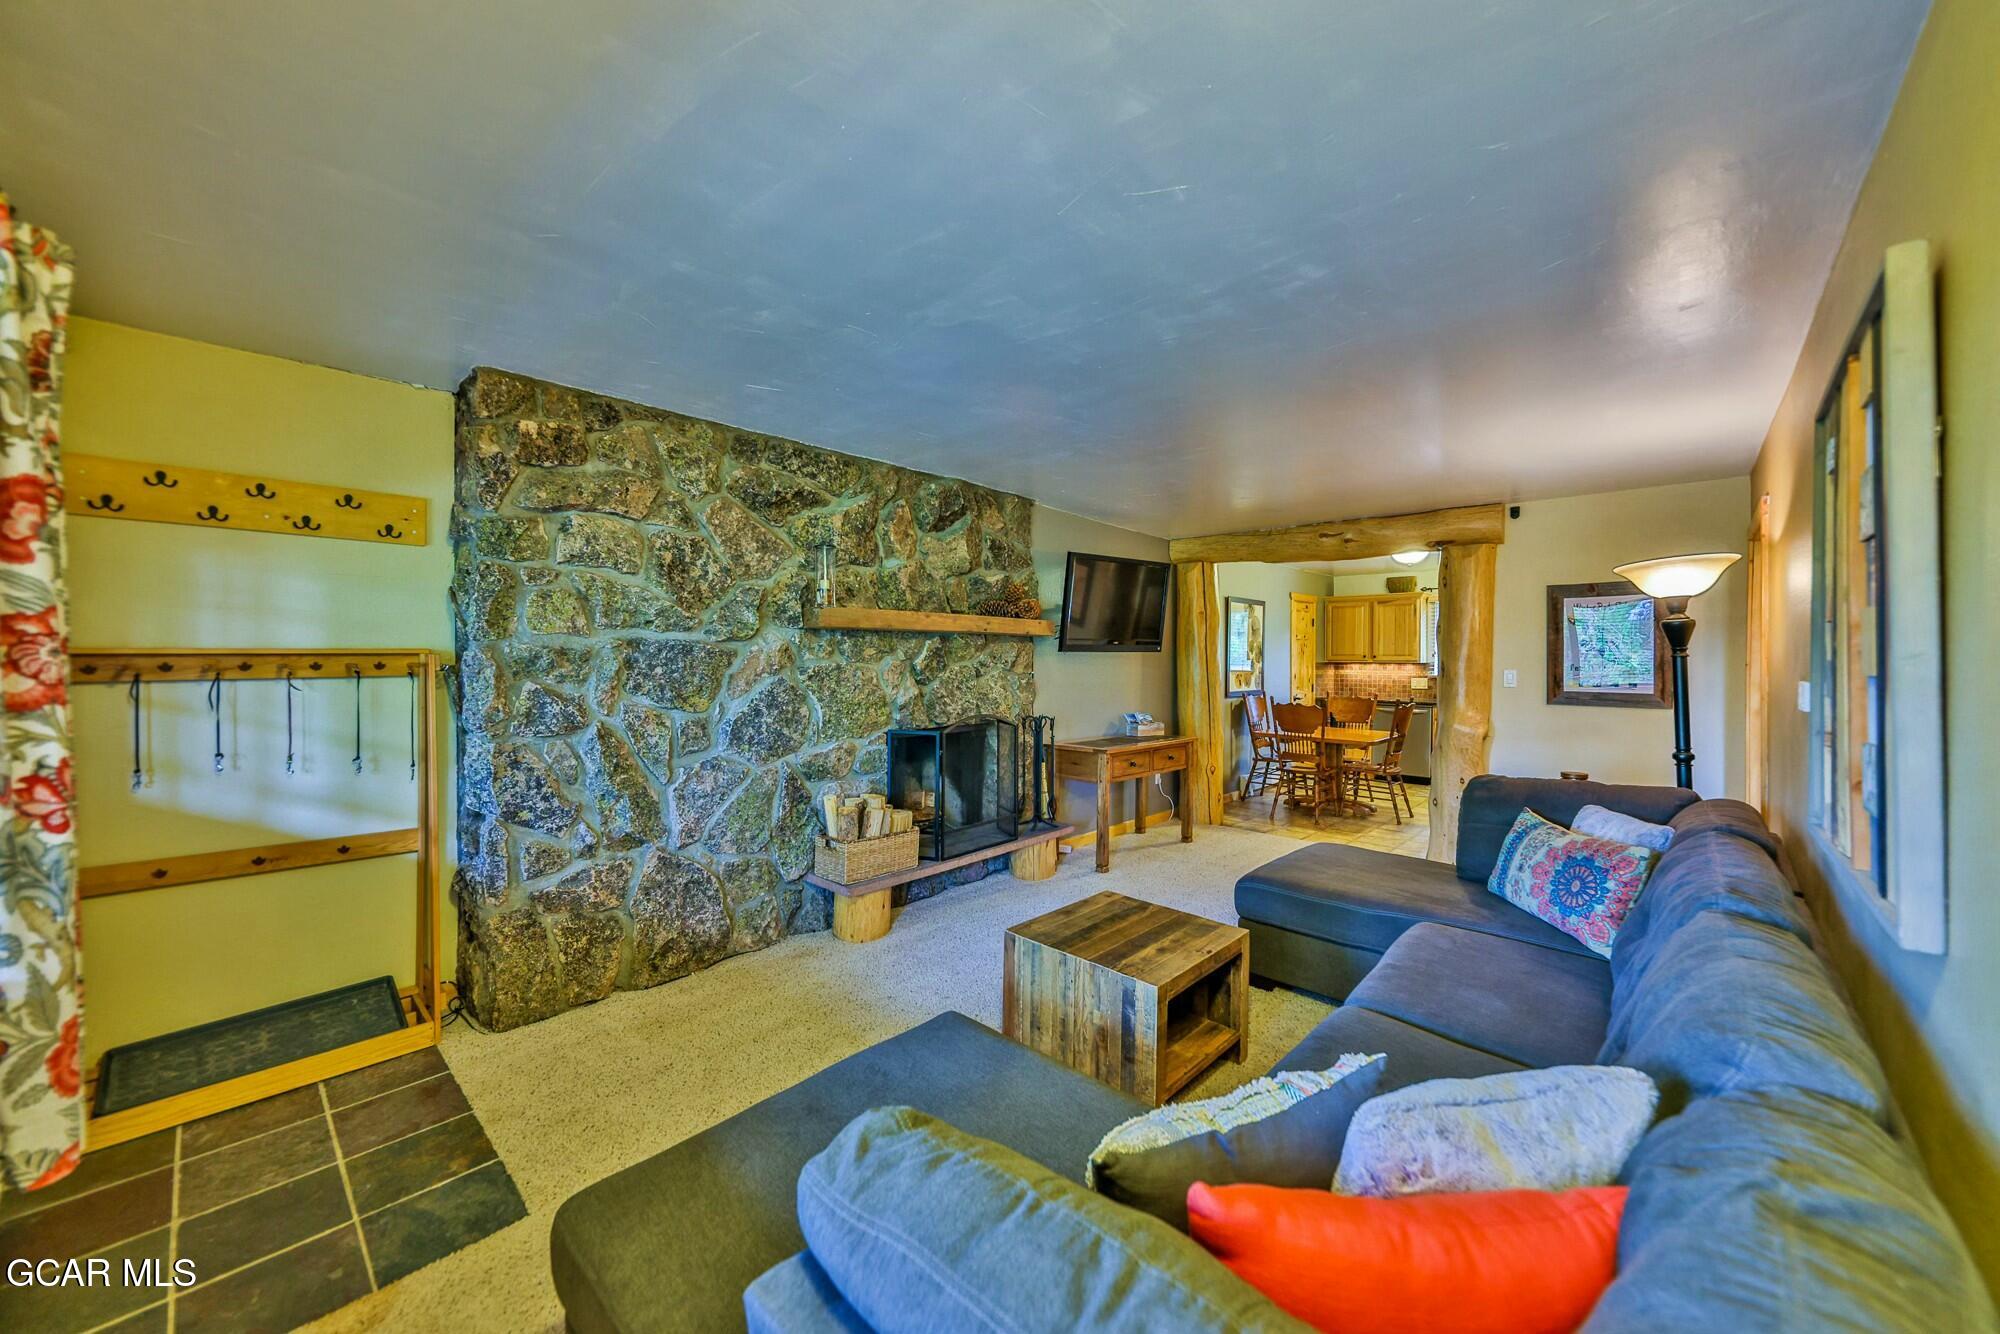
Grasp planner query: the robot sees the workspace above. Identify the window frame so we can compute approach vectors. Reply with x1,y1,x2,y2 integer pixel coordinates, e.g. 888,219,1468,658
1807,241,1946,954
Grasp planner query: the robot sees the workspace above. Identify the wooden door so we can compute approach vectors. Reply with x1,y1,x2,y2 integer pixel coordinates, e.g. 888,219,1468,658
1372,594,1424,661
1324,597,1372,661
1288,594,1319,702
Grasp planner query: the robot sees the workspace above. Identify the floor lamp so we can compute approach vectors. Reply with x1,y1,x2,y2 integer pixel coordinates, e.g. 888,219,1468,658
1611,552,1742,790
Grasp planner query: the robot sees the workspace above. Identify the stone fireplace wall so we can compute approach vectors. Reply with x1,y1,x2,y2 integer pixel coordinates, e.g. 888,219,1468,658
450,368,1037,1029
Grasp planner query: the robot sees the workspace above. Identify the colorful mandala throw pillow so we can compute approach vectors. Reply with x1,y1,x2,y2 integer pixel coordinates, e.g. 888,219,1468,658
1487,810,1658,957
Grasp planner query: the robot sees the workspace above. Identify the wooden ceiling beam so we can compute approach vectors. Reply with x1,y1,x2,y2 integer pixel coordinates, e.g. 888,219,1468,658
1166,503,1506,565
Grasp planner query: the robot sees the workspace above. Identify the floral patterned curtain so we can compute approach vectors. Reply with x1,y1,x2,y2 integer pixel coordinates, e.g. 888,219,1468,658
0,189,81,1196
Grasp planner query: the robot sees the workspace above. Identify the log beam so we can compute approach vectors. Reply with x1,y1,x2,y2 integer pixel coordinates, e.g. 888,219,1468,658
1174,560,1228,826
1167,503,1505,566
1428,542,1497,863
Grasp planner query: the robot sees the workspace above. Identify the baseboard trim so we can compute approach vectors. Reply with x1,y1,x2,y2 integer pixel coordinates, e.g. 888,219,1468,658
1059,810,1180,849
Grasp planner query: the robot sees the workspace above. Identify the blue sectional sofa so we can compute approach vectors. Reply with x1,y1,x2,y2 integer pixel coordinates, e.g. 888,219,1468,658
551,776,1994,1332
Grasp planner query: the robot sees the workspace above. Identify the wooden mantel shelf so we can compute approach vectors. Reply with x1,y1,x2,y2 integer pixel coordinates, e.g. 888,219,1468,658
804,607,1056,637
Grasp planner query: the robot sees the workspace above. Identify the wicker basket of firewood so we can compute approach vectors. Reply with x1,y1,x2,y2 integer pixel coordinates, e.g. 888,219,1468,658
814,829,920,885
813,791,921,884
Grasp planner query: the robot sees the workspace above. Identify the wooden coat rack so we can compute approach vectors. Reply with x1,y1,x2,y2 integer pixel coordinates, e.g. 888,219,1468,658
67,454,428,546
73,647,444,1150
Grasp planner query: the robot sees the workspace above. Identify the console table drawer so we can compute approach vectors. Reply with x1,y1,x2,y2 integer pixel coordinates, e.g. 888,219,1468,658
1112,751,1151,777
1151,746,1188,772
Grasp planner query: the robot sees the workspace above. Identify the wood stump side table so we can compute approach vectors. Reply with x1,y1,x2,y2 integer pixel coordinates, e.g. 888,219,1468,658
1001,890,1248,1105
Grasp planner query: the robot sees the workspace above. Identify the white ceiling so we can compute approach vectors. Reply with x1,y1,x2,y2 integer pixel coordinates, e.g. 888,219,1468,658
2,1,1926,538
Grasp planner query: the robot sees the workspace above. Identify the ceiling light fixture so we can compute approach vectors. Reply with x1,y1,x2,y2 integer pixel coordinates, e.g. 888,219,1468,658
1390,550,1429,565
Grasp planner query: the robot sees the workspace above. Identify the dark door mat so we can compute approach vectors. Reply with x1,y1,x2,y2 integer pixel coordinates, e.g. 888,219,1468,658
95,976,407,1116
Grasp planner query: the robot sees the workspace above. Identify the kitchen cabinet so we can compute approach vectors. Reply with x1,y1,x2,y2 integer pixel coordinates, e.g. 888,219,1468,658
1372,594,1424,662
1323,598,1374,662
1322,593,1424,663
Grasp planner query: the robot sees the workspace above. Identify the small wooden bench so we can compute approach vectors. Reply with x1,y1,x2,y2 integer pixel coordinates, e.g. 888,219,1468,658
806,824,1075,942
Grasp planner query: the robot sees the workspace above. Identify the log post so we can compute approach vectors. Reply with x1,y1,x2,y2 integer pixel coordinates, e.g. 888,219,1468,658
1429,543,1497,863
1174,560,1228,826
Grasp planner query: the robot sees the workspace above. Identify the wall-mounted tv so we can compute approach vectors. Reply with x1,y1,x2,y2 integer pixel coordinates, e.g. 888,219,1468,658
1058,552,1171,652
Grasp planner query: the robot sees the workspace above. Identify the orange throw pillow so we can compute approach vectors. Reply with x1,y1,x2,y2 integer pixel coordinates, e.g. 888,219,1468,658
1186,1182,1627,1334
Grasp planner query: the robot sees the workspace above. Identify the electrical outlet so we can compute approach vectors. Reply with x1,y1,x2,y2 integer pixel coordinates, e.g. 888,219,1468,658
1503,669,1518,688
1797,680,1812,713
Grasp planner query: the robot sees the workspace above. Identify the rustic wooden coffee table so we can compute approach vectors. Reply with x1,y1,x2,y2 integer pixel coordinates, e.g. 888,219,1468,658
1002,891,1248,1105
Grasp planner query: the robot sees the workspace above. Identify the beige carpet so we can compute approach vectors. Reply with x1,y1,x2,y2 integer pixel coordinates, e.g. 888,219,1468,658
305,821,1328,1333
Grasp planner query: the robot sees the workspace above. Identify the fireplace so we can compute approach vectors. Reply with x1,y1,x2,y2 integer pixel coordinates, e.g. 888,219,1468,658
888,718,1020,861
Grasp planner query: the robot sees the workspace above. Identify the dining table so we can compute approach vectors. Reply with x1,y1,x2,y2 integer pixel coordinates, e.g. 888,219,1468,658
1252,725,1394,817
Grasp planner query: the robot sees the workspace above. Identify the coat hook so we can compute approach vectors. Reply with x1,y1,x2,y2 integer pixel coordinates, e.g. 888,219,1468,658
86,494,125,511
142,470,178,488
309,661,323,671
245,482,278,499
335,493,364,510
377,522,404,539
292,515,322,531
195,504,229,522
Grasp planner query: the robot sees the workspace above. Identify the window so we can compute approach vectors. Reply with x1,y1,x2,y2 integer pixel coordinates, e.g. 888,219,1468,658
1545,582,1671,708
1812,303,1886,887
1807,241,1945,953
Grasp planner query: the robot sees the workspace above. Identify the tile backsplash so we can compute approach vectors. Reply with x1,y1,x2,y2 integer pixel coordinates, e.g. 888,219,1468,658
1315,661,1431,702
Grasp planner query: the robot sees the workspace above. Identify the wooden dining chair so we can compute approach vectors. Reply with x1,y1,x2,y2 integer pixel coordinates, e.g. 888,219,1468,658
1325,696,1375,726
1270,701,1335,826
1324,696,1377,793
1240,692,1280,799
1348,702,1417,823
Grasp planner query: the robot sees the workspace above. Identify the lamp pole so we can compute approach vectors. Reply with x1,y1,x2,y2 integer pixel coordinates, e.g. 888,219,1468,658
1613,552,1740,792
1659,599,1696,789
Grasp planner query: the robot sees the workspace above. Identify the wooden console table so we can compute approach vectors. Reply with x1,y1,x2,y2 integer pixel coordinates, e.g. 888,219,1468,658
1054,735,1194,872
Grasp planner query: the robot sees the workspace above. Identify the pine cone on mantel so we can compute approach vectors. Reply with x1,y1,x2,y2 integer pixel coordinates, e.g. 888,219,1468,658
975,578,1042,620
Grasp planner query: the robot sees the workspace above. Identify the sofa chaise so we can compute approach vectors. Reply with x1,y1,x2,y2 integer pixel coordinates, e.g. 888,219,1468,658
550,776,1994,1332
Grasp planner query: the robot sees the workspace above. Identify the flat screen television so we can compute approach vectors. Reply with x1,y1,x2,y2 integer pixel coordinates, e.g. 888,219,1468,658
1058,552,1171,652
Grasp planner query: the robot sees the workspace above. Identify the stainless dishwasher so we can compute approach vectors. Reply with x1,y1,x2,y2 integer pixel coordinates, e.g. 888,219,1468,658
1373,702,1435,783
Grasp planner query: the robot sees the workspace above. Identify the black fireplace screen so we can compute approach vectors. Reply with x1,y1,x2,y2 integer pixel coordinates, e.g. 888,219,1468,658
888,718,1020,861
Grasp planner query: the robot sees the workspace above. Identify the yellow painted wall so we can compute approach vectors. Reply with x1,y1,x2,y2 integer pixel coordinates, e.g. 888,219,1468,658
1750,0,2000,1283
63,318,456,1068
1030,507,1178,831
1490,478,1749,797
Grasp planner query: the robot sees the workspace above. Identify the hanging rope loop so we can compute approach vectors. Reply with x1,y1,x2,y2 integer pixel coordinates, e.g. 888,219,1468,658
285,673,302,775
407,668,418,782
129,673,145,790
207,671,226,773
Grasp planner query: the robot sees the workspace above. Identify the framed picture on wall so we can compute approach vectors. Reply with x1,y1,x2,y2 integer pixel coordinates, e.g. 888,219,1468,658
1545,581,1673,708
1224,597,1265,698
1807,240,1945,954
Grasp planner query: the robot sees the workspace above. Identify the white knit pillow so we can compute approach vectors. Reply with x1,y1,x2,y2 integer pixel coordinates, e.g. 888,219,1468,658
1334,1065,1658,1197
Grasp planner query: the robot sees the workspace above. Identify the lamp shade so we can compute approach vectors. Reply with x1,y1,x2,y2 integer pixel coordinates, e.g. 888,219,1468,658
1390,549,1430,566
1613,552,1741,600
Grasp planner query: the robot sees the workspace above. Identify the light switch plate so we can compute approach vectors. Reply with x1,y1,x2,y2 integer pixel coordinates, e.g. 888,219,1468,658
1797,680,1812,712
1503,669,1518,688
